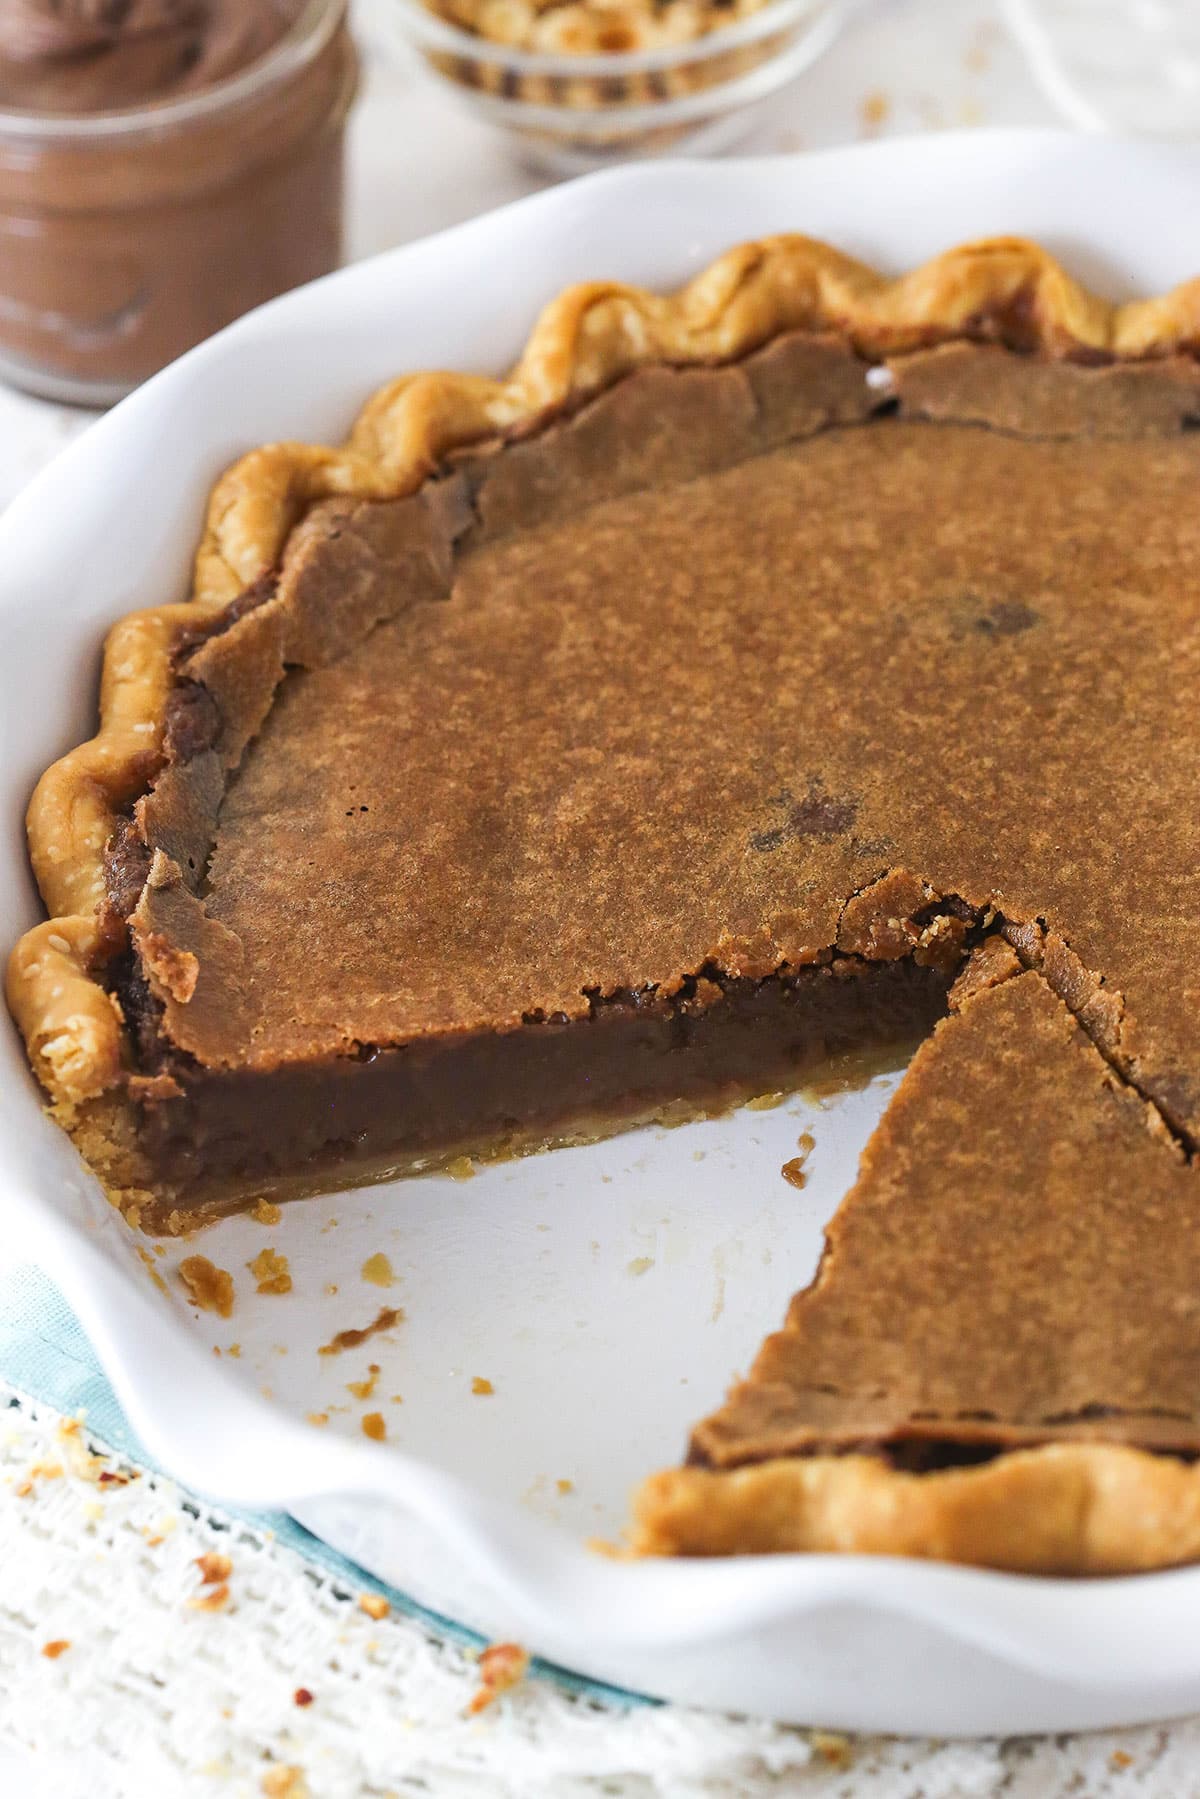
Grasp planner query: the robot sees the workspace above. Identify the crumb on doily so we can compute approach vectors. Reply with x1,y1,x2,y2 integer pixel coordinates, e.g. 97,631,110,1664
179,1255,235,1319
467,1642,531,1715
361,1413,386,1442
187,1582,231,1613
248,1247,293,1296
293,1687,314,1708
471,1376,494,1396
41,1640,70,1659
261,1767,310,1799
359,1592,389,1620
195,1551,232,1586
811,1730,853,1768
306,1412,329,1428
16,1416,133,1492
253,1199,283,1226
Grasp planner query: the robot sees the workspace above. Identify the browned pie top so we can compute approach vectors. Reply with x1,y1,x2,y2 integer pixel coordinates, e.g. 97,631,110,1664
131,337,1200,1165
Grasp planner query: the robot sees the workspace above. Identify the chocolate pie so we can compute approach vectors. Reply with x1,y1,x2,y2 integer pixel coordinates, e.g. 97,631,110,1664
11,234,1200,1573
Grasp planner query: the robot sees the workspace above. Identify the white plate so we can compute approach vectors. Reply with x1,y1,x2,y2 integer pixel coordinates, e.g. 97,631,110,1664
5,132,1200,1737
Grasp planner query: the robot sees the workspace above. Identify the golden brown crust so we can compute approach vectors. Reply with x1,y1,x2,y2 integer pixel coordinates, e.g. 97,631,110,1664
194,234,1200,606
632,1443,1200,1576
9,233,1200,1110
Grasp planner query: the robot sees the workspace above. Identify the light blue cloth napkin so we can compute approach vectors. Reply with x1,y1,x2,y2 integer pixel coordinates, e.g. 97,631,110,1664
0,1260,638,1707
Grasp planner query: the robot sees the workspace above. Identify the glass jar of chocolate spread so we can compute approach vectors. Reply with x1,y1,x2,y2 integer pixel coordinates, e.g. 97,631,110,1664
0,1,357,404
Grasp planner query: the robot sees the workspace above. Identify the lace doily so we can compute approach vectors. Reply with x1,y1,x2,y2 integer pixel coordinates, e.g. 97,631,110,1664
0,1388,1195,1798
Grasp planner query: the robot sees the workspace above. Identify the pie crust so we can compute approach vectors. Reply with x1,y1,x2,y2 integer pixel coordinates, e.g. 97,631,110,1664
10,233,1200,1574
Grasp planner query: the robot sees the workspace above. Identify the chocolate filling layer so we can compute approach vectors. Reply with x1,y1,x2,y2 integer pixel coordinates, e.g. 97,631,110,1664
119,954,955,1230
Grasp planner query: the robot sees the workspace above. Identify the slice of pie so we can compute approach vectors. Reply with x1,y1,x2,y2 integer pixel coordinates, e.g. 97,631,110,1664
635,962,1200,1572
10,233,1200,1573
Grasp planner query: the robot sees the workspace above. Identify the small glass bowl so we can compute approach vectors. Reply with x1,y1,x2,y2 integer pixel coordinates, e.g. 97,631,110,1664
383,0,846,173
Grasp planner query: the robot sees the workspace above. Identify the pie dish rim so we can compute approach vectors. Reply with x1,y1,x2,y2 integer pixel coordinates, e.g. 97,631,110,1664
11,137,1200,1731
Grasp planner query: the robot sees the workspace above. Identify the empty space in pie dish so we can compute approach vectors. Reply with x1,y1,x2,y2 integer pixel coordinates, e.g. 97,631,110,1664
156,1064,901,1543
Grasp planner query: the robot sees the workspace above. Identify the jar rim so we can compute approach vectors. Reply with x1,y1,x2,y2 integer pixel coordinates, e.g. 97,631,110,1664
0,0,346,141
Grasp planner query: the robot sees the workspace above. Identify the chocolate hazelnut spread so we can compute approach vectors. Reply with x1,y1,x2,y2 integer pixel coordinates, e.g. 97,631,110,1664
0,0,355,402
0,2,300,111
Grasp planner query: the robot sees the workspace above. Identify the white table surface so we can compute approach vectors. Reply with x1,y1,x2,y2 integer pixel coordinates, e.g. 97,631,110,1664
0,2,1147,1793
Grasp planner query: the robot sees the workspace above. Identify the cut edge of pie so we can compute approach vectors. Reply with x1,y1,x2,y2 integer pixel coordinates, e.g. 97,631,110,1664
10,232,1200,1575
